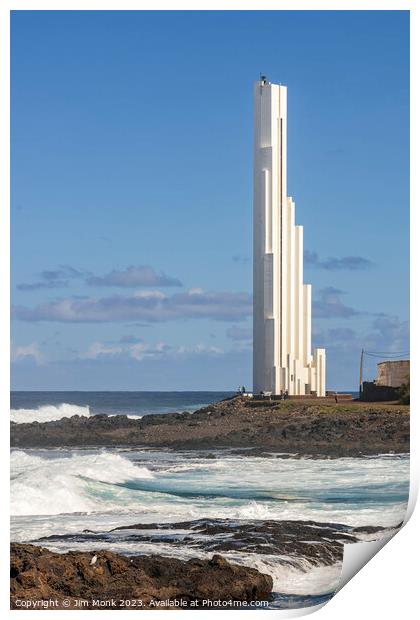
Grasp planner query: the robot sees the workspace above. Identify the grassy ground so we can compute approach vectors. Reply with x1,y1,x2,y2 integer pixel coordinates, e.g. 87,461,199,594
246,398,409,414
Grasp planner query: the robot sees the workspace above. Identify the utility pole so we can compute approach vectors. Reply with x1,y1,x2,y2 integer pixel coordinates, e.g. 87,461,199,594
359,349,364,400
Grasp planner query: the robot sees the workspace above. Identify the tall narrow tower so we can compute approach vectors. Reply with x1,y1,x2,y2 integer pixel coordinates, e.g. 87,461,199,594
253,77,326,396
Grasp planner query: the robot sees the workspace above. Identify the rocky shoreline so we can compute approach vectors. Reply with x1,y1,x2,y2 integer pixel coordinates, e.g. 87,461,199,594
10,396,410,456
12,517,395,610
35,517,392,567
11,543,272,609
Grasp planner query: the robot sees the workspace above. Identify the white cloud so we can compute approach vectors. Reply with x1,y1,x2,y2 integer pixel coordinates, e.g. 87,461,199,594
11,342,43,364
13,289,252,323
313,287,358,319
187,288,205,295
132,290,166,299
86,265,182,288
79,340,224,362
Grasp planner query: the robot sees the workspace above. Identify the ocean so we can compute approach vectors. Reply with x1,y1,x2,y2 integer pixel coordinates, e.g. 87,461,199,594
10,391,409,609
10,391,234,422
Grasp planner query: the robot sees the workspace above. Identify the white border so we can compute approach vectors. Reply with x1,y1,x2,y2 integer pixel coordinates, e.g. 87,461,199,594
2,2,417,618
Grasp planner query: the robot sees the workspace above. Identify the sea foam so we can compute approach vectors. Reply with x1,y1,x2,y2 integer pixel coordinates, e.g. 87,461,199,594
10,450,154,516
11,403,91,424
225,552,342,596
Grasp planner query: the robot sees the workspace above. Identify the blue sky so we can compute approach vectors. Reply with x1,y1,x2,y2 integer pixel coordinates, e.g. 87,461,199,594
11,10,409,391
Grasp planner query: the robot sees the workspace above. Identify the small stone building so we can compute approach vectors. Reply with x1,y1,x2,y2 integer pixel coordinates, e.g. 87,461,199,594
361,359,409,402
376,360,410,388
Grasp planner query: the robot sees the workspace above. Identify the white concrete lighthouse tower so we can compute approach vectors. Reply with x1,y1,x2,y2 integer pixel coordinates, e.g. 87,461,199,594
253,77,326,396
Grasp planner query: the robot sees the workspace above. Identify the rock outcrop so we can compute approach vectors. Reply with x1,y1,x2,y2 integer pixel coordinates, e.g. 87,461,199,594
10,543,273,610
36,518,395,570
10,396,410,456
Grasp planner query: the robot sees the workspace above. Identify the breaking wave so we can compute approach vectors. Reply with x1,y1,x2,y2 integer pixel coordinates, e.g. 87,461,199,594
10,451,153,516
11,403,91,424
10,447,409,603
10,448,409,527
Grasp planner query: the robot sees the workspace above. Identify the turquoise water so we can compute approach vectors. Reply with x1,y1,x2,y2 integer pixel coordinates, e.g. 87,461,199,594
10,447,409,608
10,391,409,609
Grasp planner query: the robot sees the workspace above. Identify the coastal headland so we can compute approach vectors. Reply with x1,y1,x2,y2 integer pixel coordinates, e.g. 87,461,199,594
10,396,409,456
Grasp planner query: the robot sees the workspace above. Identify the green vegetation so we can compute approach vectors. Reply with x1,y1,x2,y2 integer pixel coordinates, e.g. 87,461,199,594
399,377,410,405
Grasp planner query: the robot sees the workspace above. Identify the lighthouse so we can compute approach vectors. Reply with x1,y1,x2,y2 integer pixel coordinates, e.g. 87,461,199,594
253,77,326,396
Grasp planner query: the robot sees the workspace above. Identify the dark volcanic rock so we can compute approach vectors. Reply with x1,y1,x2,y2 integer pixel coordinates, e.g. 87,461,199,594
10,543,273,610
10,396,410,456
35,518,393,570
